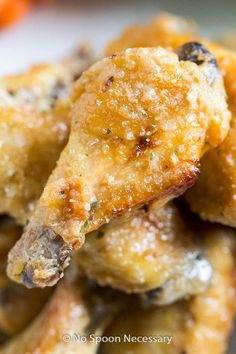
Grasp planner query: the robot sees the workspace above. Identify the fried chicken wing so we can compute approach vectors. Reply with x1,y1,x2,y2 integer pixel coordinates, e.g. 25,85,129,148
0,217,51,335
0,271,126,354
106,13,236,228
77,202,212,305
185,49,236,227
0,47,93,225
7,44,230,288
100,224,236,354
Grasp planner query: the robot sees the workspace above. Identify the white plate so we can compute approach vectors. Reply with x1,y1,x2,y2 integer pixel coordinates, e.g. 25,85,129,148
0,0,235,352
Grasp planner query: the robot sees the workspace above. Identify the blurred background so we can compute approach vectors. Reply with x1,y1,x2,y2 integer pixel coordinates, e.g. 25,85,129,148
0,0,236,75
0,0,235,352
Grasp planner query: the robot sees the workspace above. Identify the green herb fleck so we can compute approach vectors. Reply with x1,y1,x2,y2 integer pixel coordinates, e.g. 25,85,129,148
91,199,100,210
150,152,155,160
174,148,179,154
81,220,90,233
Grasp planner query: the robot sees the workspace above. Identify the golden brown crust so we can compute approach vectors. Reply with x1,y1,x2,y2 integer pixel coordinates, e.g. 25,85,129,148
186,49,236,226
7,46,230,288
77,202,212,304
105,12,236,227
100,223,236,354
0,48,93,225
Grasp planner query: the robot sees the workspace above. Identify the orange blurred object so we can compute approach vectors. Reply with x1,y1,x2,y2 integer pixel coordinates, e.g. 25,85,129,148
0,0,32,28
34,0,55,3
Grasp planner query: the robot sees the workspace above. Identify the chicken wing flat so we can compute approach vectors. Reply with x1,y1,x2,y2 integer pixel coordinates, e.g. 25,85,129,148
106,13,236,228
0,217,51,335
0,47,93,225
0,270,127,354
100,224,236,354
185,49,236,227
7,44,230,288
77,202,212,305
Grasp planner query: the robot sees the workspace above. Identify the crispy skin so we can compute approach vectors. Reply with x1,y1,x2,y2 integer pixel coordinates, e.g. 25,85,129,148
7,46,230,288
0,47,93,225
0,271,126,354
186,49,236,226
0,217,51,335
77,202,212,304
106,13,236,227
100,224,236,354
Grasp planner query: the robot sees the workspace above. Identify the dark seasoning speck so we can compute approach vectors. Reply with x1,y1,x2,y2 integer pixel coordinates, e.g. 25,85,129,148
105,76,114,87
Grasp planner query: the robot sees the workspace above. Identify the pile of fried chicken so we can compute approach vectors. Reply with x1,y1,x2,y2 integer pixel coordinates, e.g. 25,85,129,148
0,13,236,354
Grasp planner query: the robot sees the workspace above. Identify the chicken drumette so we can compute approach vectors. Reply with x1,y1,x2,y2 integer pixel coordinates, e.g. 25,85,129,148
105,13,236,228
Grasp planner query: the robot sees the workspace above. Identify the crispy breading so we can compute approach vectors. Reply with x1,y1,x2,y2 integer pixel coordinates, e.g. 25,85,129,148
186,49,236,227
0,271,126,354
105,13,236,227
100,224,236,354
0,47,93,225
77,202,212,304
0,217,51,335
7,45,230,288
